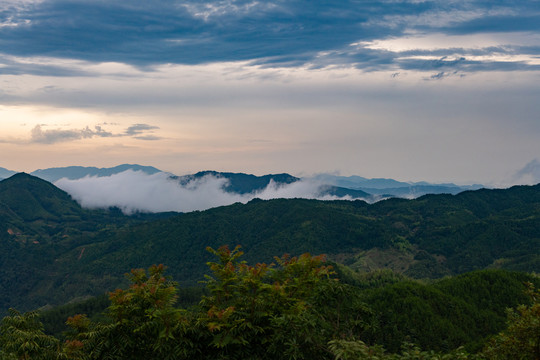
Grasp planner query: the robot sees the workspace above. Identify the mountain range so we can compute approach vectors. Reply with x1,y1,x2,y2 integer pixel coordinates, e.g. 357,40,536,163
311,173,484,197
0,164,485,201
28,164,162,183
0,167,16,179
0,172,537,314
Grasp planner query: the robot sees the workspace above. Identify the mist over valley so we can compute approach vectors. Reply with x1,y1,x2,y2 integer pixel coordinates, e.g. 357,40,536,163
0,164,504,214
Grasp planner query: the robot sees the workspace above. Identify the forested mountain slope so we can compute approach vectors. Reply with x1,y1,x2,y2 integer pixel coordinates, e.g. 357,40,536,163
0,173,538,313
69,184,538,288
11,254,540,359
0,174,175,313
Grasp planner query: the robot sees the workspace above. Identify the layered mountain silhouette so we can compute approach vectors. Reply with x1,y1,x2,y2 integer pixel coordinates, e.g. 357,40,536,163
312,174,484,197
0,167,16,179
0,164,485,200
175,170,373,200
29,164,162,183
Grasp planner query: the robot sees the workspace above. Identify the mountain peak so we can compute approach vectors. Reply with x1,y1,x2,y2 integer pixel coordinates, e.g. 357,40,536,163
0,172,81,221
177,171,299,194
2,172,49,184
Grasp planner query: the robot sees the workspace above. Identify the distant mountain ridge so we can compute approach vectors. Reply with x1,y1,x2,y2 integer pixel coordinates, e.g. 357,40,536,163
175,170,299,194
0,164,484,200
311,174,484,197
312,174,412,189
29,164,162,183
175,170,374,200
0,167,16,179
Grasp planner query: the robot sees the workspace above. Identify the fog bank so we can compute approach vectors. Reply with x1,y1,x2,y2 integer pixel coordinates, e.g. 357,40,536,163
55,170,355,214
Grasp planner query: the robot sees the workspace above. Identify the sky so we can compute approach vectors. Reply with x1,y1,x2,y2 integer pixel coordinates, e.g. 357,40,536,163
1,0,539,186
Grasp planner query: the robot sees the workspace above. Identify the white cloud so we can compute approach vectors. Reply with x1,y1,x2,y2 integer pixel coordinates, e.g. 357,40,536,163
54,170,356,214
361,32,540,52
373,7,515,30
512,159,540,185
253,179,352,201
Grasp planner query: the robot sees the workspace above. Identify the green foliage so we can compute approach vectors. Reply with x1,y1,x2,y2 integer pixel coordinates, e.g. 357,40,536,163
328,340,479,359
39,294,110,339
337,266,409,289
198,245,356,359
362,281,477,352
65,264,193,360
1,248,539,359
482,282,540,360
359,270,540,353
0,309,60,360
57,247,375,359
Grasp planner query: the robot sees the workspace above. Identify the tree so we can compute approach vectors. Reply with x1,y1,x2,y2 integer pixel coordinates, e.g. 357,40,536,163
199,245,334,358
199,245,373,359
0,309,60,360
66,264,195,360
482,282,540,360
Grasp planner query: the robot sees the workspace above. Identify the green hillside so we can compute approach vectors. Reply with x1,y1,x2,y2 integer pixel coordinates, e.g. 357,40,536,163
65,184,539,293
0,174,538,314
0,174,173,313
5,252,539,359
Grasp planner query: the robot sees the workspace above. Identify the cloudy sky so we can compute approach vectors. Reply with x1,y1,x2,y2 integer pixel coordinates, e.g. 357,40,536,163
1,0,539,185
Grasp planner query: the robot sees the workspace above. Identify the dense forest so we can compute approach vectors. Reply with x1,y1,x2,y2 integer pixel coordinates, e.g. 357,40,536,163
0,174,537,313
0,173,538,358
1,247,539,359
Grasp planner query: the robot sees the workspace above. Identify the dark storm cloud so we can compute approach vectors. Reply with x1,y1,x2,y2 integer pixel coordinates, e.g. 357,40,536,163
0,0,539,72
